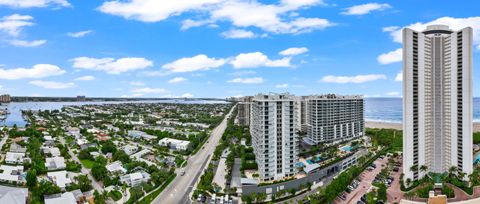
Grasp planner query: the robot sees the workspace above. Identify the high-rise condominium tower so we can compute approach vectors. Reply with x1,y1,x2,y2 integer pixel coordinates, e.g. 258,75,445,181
403,25,473,182
250,93,299,181
304,94,364,144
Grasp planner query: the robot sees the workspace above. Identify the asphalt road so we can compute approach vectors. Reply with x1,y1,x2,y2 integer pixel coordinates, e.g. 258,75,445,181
59,136,104,192
152,105,236,204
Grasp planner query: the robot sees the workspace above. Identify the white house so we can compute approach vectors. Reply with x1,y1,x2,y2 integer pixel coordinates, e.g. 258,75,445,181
0,186,28,204
43,147,61,157
44,192,76,204
120,171,151,187
47,171,72,190
122,145,138,155
45,157,66,170
0,165,25,184
158,138,191,151
5,152,25,164
127,130,156,140
76,138,88,146
106,161,127,174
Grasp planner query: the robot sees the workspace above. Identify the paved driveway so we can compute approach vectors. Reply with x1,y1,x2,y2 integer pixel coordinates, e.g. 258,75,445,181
334,157,388,204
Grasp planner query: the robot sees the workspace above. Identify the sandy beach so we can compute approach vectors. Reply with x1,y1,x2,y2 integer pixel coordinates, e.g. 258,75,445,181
365,121,480,132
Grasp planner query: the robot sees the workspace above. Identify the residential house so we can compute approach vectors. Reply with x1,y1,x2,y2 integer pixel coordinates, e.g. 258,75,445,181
47,171,73,190
0,185,28,204
122,145,138,155
5,152,25,164
0,165,25,184
120,171,151,187
9,143,26,153
158,138,191,151
45,157,66,170
106,161,127,174
44,192,76,204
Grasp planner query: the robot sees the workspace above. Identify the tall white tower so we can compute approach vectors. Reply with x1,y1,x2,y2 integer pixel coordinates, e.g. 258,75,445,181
403,25,473,182
250,93,300,181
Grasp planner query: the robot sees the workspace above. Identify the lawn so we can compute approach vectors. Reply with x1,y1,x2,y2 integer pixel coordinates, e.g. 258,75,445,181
109,190,122,201
80,159,95,169
474,132,480,144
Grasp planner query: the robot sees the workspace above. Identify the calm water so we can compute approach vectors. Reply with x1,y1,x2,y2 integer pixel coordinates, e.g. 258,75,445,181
365,97,480,123
0,100,228,127
1,98,479,127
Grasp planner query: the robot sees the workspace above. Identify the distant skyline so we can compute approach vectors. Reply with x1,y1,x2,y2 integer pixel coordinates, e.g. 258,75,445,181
0,0,479,98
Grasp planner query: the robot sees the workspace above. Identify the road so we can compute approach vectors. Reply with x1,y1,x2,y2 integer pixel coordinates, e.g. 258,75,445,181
152,105,236,204
59,136,104,192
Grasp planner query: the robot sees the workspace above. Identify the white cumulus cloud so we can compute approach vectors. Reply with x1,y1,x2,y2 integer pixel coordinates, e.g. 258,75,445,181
98,0,334,35
29,80,75,89
162,54,226,73
320,74,386,84
221,29,257,39
228,77,264,84
341,3,391,15
75,75,95,81
168,77,187,84
279,47,308,56
395,71,402,82
71,57,153,74
9,39,46,47
230,52,291,68
0,64,65,80
0,14,34,37
377,48,402,65
67,30,93,38
0,0,70,8
275,83,289,88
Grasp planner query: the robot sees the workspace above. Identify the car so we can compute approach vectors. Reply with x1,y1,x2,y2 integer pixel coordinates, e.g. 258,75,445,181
201,196,207,203
180,171,186,176
357,201,365,204
361,194,367,202
198,194,203,202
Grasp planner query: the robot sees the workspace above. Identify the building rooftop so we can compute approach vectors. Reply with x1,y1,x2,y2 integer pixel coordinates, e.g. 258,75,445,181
0,185,28,204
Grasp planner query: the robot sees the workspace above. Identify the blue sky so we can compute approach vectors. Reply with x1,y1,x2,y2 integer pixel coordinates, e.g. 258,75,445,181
0,0,479,98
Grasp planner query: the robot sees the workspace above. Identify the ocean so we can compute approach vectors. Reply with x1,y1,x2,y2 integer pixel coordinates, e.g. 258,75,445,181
365,97,480,123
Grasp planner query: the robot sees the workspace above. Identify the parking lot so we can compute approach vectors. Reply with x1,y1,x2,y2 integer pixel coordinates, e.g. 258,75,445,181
333,156,389,204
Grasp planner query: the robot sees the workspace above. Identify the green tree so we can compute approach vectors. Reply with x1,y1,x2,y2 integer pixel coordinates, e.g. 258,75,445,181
76,175,93,192
377,183,388,201
91,164,108,181
26,169,37,189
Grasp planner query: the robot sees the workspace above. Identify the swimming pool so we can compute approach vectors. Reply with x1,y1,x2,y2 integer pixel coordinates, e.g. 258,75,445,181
475,153,480,164
340,145,352,152
306,159,314,165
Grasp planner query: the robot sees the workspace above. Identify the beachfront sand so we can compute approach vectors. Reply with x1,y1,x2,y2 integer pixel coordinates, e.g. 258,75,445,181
365,121,480,132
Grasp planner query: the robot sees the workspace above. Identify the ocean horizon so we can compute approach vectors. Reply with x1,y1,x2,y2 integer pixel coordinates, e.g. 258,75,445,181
365,97,480,123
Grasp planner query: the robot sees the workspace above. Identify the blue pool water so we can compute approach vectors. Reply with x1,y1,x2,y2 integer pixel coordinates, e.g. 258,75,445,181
340,145,352,152
306,159,314,165
475,154,480,164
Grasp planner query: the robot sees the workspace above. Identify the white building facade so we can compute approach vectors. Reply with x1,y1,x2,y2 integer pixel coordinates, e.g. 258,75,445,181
250,93,300,181
403,25,473,182
304,94,364,144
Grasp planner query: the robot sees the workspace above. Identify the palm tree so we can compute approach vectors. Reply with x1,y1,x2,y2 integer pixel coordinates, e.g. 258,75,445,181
449,166,458,177
406,178,412,187
410,165,418,173
419,165,428,178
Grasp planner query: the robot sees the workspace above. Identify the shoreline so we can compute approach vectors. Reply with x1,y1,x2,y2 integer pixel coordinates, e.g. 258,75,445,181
366,121,480,132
